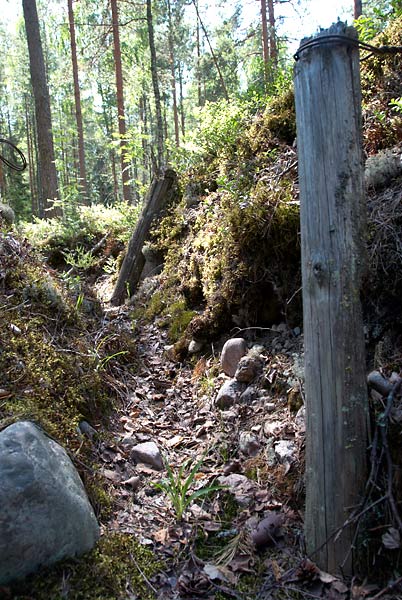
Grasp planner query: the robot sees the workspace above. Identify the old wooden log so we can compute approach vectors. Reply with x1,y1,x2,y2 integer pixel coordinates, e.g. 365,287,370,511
294,23,368,574
110,168,177,306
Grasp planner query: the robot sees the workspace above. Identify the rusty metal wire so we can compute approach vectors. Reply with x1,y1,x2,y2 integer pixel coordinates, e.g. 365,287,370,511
294,34,402,61
0,138,27,172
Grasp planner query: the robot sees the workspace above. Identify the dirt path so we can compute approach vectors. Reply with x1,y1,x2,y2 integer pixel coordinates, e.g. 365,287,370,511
89,311,311,598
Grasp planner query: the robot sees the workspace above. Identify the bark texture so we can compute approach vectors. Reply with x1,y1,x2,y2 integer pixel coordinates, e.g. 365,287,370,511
23,0,59,216
111,169,177,306
68,0,88,202
294,23,368,574
111,0,132,203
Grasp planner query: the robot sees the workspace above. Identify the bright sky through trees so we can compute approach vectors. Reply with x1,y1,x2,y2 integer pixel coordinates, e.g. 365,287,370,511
1,0,354,46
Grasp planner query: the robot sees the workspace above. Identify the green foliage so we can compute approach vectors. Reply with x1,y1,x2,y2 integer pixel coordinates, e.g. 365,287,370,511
10,533,163,600
355,0,402,40
21,201,141,249
63,245,97,271
153,454,223,521
360,15,402,153
193,98,252,159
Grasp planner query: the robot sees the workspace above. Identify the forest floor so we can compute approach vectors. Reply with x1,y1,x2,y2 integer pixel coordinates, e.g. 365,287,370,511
89,301,389,600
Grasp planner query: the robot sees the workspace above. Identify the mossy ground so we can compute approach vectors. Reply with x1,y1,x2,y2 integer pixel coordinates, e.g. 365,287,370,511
0,229,138,517
9,533,163,600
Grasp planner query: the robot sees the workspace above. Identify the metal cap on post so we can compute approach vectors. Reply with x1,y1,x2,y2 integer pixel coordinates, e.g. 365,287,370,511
294,23,368,575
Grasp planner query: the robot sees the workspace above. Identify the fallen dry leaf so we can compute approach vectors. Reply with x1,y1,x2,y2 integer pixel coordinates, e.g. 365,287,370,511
382,527,401,550
101,469,121,484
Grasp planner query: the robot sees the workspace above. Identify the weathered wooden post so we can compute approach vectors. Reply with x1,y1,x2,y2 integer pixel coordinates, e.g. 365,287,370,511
110,168,177,306
294,23,368,574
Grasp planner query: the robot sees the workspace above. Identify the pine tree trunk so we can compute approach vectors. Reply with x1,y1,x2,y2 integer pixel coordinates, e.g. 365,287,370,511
167,0,180,147
68,0,89,203
260,0,270,86
196,6,202,106
111,0,133,203
267,0,278,69
354,0,363,18
25,97,37,215
147,0,164,172
22,0,60,217
178,63,186,136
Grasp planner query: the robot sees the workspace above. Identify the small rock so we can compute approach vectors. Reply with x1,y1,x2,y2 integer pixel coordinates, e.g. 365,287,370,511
276,322,287,333
235,355,263,383
274,440,297,463
119,435,138,449
131,441,163,470
78,421,97,440
220,409,237,422
293,327,301,337
215,379,246,409
188,339,203,354
221,338,247,377
240,385,258,404
9,324,21,335
260,397,276,411
122,475,141,490
295,405,305,431
251,344,265,355
264,420,282,436
239,432,261,457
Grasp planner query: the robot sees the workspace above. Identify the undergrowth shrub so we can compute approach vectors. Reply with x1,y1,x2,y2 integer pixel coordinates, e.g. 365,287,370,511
20,201,141,250
360,15,402,153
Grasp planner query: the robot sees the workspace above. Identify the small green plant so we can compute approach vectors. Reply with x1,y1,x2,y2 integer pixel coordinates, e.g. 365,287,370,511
75,292,84,311
63,245,97,271
92,334,128,372
153,453,223,521
103,255,117,275
390,97,402,114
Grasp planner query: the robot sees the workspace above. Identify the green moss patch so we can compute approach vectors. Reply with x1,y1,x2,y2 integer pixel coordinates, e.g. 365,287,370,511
9,533,163,600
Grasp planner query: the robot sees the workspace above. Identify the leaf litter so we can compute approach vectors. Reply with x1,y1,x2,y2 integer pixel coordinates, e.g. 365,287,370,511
88,312,381,599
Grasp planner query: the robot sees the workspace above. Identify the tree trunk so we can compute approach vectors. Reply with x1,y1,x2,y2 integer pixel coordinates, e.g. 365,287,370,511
294,23,368,575
111,0,132,203
267,0,278,69
167,0,180,147
25,97,37,215
354,0,363,18
110,168,177,306
196,5,202,106
22,0,60,217
146,0,164,173
260,0,270,86
67,0,89,203
178,62,186,136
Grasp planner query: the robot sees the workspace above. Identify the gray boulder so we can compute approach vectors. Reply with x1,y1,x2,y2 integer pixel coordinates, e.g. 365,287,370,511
221,338,247,377
0,421,99,585
0,202,15,225
131,441,163,470
215,379,246,409
235,355,263,383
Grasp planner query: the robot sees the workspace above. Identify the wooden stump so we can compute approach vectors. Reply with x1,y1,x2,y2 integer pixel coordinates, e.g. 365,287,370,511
110,168,177,306
294,23,368,574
